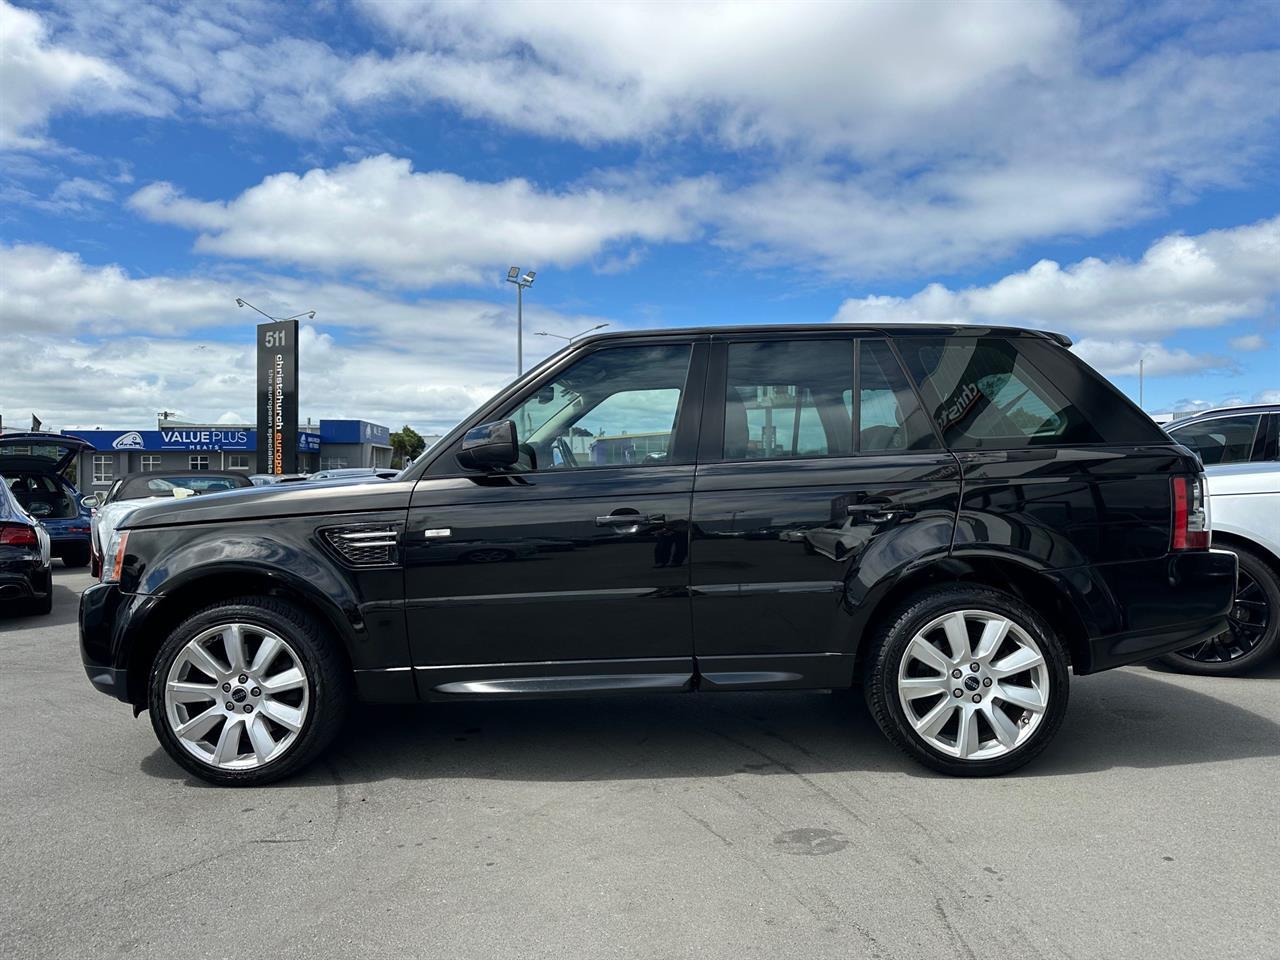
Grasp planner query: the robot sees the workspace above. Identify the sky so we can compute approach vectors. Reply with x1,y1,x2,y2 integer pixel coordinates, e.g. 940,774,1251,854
1,0,1278,435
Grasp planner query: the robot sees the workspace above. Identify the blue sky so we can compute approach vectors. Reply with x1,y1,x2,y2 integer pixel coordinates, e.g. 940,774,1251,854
1,0,1277,434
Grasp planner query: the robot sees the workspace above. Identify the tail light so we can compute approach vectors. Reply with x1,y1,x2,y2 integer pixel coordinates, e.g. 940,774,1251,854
1171,476,1210,550
0,523,39,547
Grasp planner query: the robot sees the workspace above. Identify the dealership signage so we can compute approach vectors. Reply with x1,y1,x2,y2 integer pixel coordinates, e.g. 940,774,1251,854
66,429,318,453
256,319,299,475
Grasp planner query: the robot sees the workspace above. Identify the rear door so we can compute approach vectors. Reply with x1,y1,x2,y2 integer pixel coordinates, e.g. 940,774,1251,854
688,334,961,689
895,335,1177,571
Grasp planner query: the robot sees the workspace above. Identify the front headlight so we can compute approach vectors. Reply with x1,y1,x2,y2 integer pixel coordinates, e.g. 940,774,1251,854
101,528,129,582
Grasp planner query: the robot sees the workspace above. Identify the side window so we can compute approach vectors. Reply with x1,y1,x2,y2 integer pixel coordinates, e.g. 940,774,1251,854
858,340,939,452
1168,415,1261,465
898,337,1102,449
723,340,853,460
503,344,691,470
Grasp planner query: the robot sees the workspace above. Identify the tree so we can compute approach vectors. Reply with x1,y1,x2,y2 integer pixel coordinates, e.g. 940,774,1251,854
390,424,426,467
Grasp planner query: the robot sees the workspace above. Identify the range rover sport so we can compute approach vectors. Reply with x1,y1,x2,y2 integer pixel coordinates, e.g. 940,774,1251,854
79,325,1237,785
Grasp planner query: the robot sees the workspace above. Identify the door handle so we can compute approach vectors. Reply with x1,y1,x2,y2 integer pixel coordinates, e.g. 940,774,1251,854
595,513,666,527
847,504,905,523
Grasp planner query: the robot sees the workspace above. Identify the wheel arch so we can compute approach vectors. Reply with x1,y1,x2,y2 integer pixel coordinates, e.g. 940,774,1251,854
125,564,357,707
1209,530,1280,579
852,555,1092,680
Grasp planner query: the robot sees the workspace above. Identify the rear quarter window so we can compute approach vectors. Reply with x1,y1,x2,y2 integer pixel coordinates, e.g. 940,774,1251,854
897,336,1165,449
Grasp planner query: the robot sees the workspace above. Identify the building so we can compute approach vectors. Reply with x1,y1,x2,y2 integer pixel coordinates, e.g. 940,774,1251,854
64,418,392,490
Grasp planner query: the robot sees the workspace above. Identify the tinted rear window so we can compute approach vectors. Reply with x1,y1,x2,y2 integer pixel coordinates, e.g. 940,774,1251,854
897,336,1168,449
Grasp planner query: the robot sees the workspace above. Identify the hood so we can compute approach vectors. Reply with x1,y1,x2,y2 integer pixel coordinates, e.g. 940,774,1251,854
0,431,93,476
122,477,415,530
1204,462,1280,497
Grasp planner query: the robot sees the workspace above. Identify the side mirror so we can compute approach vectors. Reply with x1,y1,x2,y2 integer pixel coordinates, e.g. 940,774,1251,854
457,420,519,470
81,495,99,509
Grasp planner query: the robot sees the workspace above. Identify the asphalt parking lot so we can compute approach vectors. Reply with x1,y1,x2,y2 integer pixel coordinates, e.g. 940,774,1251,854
2,566,1277,960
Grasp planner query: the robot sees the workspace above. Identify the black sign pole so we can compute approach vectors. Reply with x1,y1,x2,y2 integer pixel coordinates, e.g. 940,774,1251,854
256,319,299,475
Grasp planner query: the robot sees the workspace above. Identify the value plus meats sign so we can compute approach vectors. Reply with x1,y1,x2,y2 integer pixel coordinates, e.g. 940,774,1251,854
256,319,299,474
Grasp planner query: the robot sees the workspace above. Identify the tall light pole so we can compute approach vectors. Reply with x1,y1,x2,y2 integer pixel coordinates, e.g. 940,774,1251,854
534,323,609,345
505,267,536,376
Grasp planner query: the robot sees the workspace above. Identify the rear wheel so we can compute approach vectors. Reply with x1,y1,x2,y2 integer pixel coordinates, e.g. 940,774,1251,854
1160,545,1280,676
148,597,351,786
865,585,1070,776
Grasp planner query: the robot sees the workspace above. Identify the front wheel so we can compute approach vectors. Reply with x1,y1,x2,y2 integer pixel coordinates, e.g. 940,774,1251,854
865,585,1070,777
148,597,351,786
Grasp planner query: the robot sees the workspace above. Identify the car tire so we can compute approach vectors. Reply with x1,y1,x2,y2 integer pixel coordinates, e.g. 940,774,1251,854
29,583,53,616
1160,544,1280,676
865,584,1070,777
148,596,351,787
61,544,90,568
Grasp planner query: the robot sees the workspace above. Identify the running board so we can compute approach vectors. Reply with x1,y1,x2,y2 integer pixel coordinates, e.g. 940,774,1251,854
431,673,693,696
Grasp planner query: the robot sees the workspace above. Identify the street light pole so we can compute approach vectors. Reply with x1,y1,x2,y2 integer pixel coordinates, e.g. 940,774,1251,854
505,268,537,376
234,299,316,325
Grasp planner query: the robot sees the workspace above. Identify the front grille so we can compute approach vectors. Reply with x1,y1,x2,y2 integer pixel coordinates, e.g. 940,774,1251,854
320,524,400,567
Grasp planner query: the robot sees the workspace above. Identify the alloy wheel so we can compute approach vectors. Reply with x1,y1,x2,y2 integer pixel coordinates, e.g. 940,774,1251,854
1176,567,1271,664
163,623,310,770
897,609,1050,761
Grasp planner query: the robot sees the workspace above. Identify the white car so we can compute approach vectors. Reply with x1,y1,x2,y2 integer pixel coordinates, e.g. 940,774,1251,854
1161,461,1280,675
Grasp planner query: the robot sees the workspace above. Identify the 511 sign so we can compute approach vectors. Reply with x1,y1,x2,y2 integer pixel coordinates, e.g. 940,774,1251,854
256,319,299,475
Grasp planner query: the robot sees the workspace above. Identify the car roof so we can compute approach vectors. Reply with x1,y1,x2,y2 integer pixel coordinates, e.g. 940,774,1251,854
571,322,1073,348
1168,403,1279,425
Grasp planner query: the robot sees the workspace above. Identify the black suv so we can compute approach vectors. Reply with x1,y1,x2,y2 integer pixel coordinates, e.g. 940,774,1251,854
80,325,1236,785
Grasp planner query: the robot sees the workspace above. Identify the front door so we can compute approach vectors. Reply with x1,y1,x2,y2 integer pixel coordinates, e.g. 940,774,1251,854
689,336,961,689
404,339,708,697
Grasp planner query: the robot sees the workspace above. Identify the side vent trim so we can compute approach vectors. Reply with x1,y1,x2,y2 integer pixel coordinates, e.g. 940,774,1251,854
320,523,401,567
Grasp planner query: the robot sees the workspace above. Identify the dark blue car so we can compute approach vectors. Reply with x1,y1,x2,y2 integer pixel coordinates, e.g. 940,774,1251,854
0,432,93,567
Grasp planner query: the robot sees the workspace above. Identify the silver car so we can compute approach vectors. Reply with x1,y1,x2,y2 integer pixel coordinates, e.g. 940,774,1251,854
1161,461,1280,674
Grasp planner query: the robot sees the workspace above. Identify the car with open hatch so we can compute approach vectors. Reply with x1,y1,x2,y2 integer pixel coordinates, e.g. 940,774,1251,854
1,472,54,615
0,432,93,568
79,324,1237,786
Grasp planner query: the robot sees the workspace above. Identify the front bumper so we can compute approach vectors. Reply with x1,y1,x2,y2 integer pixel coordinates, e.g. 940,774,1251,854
79,581,154,703
1052,548,1238,674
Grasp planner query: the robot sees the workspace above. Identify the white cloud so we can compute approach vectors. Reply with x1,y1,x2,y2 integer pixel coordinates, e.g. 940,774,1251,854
1229,333,1269,351
0,0,134,149
1255,389,1280,403
833,216,1280,337
17,0,1278,278
348,0,1073,149
1070,339,1233,377
129,154,713,286
0,242,611,431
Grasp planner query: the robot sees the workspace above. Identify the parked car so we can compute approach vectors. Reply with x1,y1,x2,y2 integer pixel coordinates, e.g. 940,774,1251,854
1165,403,1279,466
0,432,93,567
0,473,54,615
1160,461,1280,675
80,325,1235,786
247,473,311,486
85,472,254,578
307,467,399,481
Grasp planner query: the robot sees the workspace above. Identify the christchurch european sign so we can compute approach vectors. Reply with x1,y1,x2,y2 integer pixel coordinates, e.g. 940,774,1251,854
256,319,299,474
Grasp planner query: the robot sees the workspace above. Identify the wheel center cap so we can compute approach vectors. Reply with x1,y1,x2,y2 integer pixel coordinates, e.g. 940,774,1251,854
963,675,981,692
231,687,248,703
